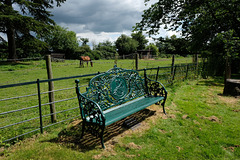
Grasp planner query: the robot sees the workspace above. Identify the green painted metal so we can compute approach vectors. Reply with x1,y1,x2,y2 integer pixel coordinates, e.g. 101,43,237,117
75,65,167,148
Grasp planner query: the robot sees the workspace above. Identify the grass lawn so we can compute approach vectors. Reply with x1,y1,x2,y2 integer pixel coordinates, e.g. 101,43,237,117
1,78,239,160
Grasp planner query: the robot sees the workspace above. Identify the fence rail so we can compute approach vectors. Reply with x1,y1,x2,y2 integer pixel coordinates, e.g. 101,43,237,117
0,62,202,144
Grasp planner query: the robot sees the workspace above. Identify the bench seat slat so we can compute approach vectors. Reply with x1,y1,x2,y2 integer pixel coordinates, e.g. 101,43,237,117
94,96,163,126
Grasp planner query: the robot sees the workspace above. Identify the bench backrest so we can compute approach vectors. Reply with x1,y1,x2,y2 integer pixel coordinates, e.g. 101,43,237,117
84,66,146,111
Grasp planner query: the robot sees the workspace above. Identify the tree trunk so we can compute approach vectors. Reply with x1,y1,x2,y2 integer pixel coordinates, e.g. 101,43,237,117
224,56,231,85
7,27,17,61
223,79,240,96
223,56,233,95
6,0,17,61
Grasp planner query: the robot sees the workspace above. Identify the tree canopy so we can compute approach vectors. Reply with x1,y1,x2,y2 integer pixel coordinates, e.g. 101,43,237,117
131,31,148,50
136,0,240,50
0,0,66,60
115,34,138,56
93,40,116,59
156,35,190,56
39,25,79,58
136,0,240,78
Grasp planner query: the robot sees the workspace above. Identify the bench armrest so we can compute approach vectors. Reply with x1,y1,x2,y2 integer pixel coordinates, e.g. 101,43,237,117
75,80,105,124
146,77,168,98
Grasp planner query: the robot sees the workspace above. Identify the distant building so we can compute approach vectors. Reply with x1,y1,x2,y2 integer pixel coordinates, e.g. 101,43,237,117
137,50,153,59
50,53,65,62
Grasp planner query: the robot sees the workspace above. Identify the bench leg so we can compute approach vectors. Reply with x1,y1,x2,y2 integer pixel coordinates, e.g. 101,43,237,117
100,126,105,149
162,105,166,115
80,120,86,139
162,100,167,115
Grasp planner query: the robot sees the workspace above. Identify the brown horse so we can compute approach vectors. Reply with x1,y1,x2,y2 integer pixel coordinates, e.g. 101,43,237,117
80,56,93,67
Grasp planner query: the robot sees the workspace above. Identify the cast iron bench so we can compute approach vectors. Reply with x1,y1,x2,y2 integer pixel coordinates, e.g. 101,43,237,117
75,66,167,148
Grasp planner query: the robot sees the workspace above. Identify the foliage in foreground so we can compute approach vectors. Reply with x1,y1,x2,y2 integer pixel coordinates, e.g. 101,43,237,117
1,78,239,159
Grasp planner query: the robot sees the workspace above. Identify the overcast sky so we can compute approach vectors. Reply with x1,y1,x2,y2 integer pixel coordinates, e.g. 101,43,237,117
51,0,180,45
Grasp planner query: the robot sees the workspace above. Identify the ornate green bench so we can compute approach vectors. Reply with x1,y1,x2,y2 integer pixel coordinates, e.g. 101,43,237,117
75,66,167,148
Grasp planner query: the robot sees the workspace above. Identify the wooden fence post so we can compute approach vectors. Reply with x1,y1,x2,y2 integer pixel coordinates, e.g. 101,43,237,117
135,53,139,70
46,55,57,123
114,53,118,66
171,54,175,75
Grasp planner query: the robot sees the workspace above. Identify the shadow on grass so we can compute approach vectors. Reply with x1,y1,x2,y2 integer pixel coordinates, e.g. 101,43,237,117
0,61,32,66
197,77,224,87
46,109,156,152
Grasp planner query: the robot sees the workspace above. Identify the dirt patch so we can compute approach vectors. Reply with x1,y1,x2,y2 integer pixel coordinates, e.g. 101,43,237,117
197,114,220,123
55,104,167,152
169,114,176,119
224,145,240,152
182,115,189,119
159,129,167,134
124,153,136,158
123,142,142,150
207,116,220,122
218,95,239,106
233,109,240,112
193,120,200,125
176,146,183,152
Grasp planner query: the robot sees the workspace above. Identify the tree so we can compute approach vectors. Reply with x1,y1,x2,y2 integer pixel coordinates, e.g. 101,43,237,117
136,0,239,44
115,34,138,56
16,34,47,58
145,43,159,56
156,36,175,56
39,25,79,59
94,40,116,59
136,0,240,80
0,38,8,59
75,45,92,59
80,38,89,46
0,0,66,61
156,35,190,56
131,32,148,50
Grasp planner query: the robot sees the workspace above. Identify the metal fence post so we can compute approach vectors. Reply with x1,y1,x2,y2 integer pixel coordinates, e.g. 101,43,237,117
37,79,43,134
172,65,177,82
156,66,160,81
185,64,189,80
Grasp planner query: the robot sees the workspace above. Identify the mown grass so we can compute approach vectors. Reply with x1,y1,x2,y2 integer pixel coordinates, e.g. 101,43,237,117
1,78,239,160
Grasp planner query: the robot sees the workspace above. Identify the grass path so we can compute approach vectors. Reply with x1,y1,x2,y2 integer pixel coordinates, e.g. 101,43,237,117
1,78,239,159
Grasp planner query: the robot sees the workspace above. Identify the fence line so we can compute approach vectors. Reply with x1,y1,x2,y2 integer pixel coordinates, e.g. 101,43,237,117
0,57,44,62
0,62,203,145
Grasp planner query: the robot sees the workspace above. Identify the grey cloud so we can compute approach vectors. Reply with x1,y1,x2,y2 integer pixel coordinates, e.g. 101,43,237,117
52,0,144,33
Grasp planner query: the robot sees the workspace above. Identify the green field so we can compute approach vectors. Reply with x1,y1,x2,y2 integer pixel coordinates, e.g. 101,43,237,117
0,58,192,85
1,78,239,159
